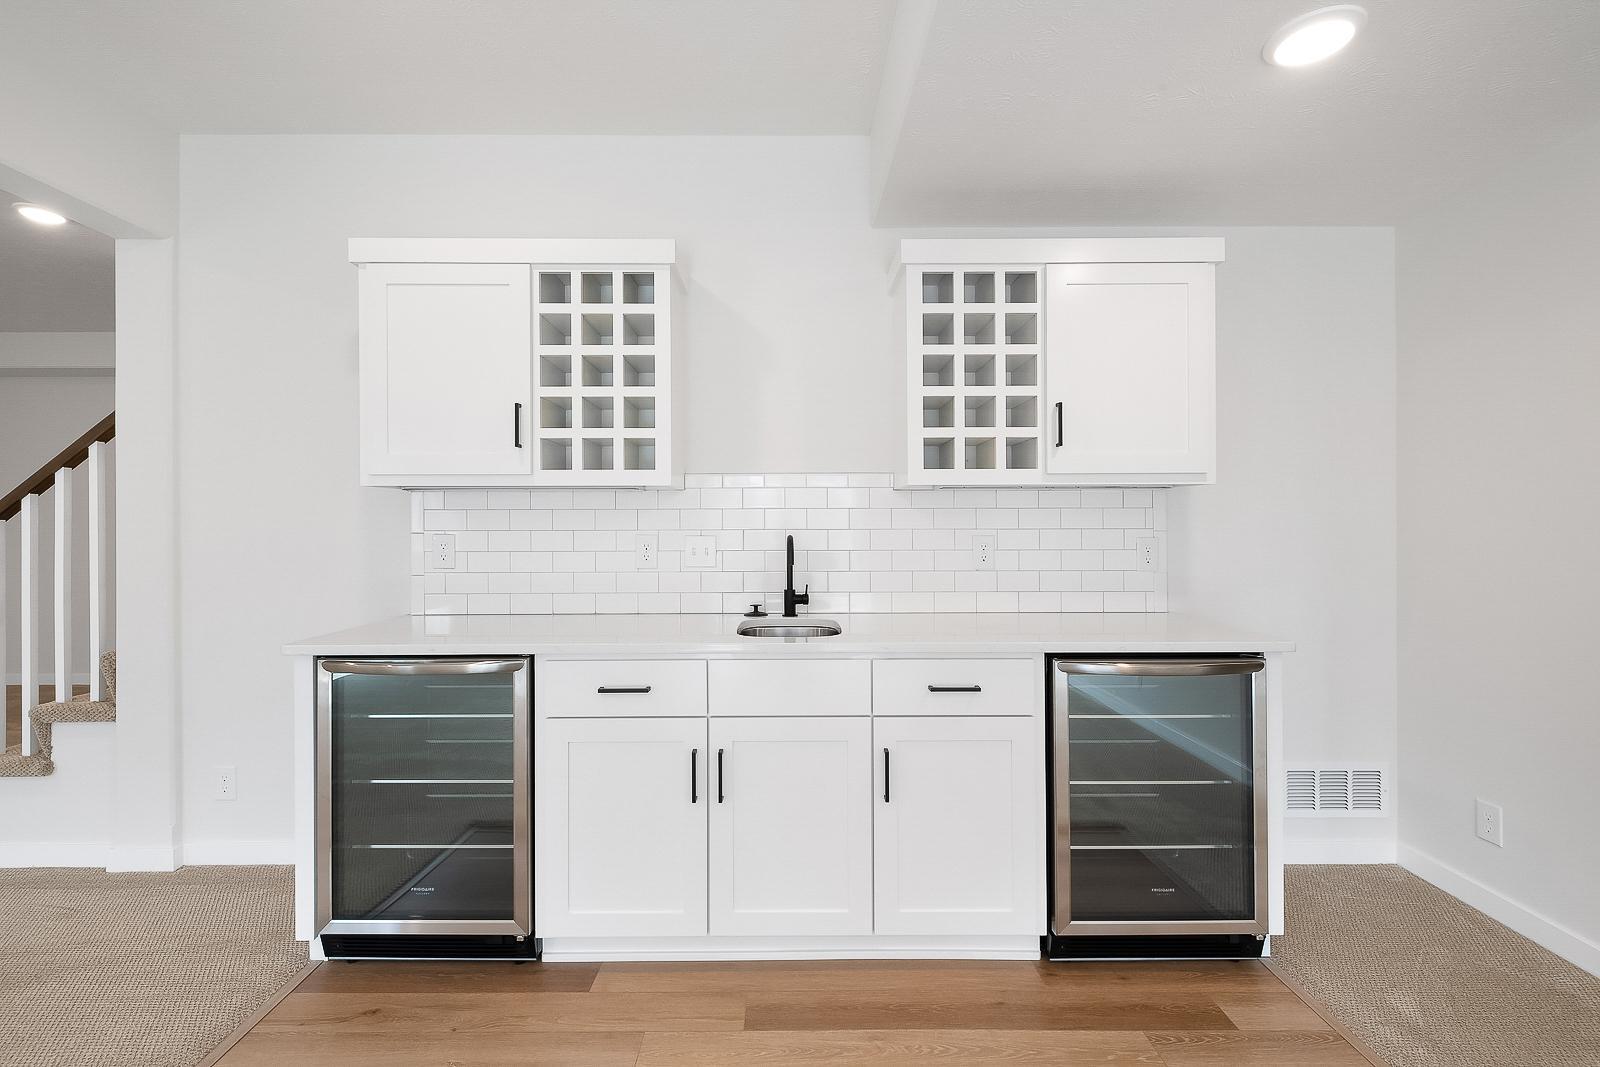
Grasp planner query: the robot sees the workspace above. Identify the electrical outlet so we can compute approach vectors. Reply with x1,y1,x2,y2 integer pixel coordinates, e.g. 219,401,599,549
973,536,995,570
635,535,657,569
1136,537,1160,573
215,765,237,801
1475,799,1503,846
429,533,457,570
684,535,717,569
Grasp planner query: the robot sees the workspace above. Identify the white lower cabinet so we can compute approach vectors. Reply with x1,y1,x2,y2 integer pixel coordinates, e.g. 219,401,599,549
708,716,874,936
873,716,1040,935
536,717,707,937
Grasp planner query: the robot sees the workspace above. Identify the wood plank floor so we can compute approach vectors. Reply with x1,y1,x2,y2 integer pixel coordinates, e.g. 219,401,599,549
4,684,88,750
216,959,1379,1066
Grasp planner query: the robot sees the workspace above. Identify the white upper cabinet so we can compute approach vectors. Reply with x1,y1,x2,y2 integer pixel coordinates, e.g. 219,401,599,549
359,262,533,481
352,238,679,489
1045,262,1215,483
896,238,1221,487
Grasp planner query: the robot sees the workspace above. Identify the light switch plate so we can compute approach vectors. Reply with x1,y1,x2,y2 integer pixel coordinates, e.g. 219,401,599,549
684,535,717,569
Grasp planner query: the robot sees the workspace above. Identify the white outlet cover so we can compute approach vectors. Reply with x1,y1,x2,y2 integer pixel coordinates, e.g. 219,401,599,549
429,533,457,570
635,535,657,569
973,536,995,571
215,764,237,801
1475,798,1504,847
1136,537,1160,573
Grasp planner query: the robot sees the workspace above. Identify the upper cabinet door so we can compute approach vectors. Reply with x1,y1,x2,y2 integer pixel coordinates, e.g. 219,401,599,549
1044,262,1216,483
359,262,532,483
708,716,873,937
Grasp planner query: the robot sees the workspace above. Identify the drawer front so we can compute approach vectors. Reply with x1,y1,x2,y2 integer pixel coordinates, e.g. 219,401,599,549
708,660,871,717
539,660,707,718
873,659,1036,716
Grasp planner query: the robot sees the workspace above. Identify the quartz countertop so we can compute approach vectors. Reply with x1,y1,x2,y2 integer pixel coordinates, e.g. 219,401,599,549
283,612,1293,657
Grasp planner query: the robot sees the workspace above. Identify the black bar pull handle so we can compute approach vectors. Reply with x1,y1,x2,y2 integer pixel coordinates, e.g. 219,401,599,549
690,748,698,804
514,402,523,448
597,686,652,695
1055,401,1063,447
928,684,982,693
717,748,725,804
883,747,890,803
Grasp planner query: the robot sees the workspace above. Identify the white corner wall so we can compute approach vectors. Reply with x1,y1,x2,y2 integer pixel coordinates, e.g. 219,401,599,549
175,136,1399,864
1398,122,1600,974
1169,227,1398,864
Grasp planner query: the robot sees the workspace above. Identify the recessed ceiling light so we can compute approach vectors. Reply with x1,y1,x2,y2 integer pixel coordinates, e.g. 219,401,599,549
1263,5,1367,67
14,202,68,226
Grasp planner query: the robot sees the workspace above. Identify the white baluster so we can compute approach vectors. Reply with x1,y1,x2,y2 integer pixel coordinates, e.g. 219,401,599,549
54,466,73,705
20,494,40,756
87,442,110,701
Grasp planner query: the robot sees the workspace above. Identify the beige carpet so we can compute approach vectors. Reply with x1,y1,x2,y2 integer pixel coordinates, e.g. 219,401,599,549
1272,864,1600,1067
0,865,306,1067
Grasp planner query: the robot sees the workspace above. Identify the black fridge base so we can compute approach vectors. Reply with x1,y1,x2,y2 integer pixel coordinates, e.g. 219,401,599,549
1043,932,1265,960
321,934,542,960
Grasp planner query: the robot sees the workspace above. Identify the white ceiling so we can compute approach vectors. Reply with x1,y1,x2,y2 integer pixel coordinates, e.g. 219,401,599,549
0,1,894,134
874,0,1600,224
2,0,1599,235
0,189,114,332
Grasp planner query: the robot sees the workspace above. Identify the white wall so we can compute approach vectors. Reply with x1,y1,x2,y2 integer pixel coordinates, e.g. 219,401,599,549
1397,122,1600,971
175,136,1398,861
1,366,116,681
1169,228,1398,862
0,332,115,372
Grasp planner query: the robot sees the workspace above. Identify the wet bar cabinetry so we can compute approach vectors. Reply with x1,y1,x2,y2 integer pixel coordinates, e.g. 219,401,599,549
351,238,680,488
896,238,1222,487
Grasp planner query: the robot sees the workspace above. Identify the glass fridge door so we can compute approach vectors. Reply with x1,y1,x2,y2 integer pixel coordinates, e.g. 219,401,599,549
1055,659,1264,930
317,658,530,936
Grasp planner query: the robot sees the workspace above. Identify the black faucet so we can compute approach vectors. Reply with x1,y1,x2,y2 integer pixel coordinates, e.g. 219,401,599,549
783,534,809,617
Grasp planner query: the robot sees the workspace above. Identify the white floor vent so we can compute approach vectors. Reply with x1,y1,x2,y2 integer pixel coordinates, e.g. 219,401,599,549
1287,767,1385,816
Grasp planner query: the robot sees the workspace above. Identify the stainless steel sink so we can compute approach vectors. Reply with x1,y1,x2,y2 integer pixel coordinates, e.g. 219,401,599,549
736,618,843,639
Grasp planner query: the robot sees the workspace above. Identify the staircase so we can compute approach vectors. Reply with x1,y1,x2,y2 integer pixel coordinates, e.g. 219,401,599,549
0,413,115,776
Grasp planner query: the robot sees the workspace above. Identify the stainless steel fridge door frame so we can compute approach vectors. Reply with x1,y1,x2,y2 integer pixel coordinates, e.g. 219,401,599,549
1051,657,1269,937
316,656,532,938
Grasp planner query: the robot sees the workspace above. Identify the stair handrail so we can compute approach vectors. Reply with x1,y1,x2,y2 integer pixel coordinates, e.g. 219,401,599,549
0,413,115,521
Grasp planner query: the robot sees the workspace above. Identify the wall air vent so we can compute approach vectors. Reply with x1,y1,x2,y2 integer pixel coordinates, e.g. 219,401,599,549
1286,767,1385,817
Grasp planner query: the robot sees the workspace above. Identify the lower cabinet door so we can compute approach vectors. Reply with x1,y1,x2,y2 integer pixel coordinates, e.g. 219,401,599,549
536,717,707,937
709,717,873,936
873,716,1040,935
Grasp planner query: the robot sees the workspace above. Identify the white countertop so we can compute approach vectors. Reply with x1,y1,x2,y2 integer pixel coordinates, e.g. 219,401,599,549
283,613,1293,657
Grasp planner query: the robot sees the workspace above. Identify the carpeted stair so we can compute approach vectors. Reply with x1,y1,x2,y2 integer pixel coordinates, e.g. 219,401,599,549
0,650,116,777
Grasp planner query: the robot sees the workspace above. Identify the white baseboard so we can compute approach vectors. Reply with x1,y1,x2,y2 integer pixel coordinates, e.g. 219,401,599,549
0,841,109,867
105,844,179,872
1283,837,1397,864
1400,842,1600,978
182,839,295,865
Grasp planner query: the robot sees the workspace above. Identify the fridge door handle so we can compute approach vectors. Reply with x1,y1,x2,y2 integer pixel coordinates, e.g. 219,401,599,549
1055,658,1265,677
690,748,699,804
320,658,527,676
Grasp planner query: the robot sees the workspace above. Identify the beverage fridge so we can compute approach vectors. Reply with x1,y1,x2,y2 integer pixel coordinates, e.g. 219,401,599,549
315,657,535,958
1046,655,1267,959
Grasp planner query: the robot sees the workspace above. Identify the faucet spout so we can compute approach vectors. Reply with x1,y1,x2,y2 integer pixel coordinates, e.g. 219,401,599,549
783,534,810,617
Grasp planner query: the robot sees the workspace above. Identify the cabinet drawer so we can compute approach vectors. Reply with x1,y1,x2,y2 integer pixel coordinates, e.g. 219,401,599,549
708,660,871,717
873,659,1035,716
539,660,706,717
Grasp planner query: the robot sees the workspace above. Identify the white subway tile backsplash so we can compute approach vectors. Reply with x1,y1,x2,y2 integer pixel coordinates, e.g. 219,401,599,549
411,473,1168,615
